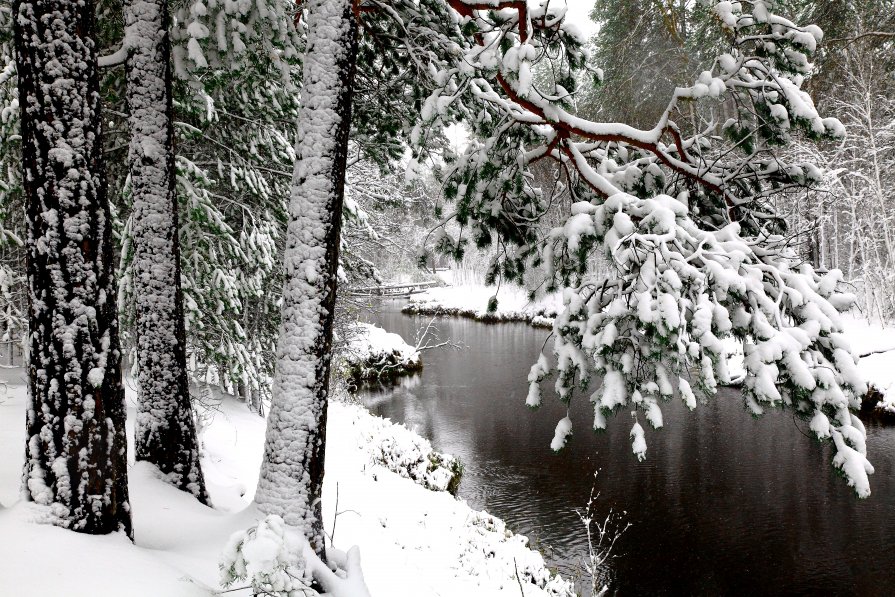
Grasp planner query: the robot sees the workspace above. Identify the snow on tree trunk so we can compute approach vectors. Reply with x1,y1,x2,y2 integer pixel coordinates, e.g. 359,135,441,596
13,0,131,534
254,0,358,556
126,0,209,504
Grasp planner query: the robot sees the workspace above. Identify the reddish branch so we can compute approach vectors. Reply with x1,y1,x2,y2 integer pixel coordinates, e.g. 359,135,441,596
446,0,735,210
451,0,529,42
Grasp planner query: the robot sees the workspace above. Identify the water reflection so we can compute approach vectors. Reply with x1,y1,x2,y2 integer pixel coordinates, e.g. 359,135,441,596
360,301,895,596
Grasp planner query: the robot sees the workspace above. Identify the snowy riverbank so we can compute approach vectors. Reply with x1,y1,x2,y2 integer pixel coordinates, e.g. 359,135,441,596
840,315,895,415
0,368,574,596
403,284,563,328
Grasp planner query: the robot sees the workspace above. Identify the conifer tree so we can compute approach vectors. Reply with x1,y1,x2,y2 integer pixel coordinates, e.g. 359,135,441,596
126,0,209,503
254,0,359,557
0,5,25,351
143,0,302,404
13,0,130,533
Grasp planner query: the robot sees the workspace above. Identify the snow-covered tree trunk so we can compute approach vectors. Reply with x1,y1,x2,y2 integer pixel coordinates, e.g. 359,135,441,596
255,0,358,556
13,0,131,534
126,0,209,504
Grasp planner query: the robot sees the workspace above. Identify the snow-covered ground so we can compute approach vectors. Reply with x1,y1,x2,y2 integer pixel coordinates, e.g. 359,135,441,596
840,315,895,413
0,368,573,597
404,283,563,327
339,322,422,382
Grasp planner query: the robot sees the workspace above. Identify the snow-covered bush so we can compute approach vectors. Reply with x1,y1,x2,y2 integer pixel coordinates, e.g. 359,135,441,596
353,406,462,493
338,323,422,383
221,515,373,597
220,515,313,595
460,511,576,597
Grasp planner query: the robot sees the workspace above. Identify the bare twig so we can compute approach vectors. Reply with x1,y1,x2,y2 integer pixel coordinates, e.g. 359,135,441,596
859,347,895,358
414,316,464,352
826,31,895,45
513,558,526,596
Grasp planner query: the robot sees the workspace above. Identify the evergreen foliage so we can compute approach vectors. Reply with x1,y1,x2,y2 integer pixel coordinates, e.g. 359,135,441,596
415,0,874,496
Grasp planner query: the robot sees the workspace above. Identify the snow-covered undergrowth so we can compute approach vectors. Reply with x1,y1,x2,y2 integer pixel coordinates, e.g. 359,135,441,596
339,322,422,382
0,368,572,596
404,284,563,328
358,406,463,493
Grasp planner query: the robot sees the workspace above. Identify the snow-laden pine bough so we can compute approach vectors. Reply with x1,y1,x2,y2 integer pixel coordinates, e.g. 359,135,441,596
406,0,873,496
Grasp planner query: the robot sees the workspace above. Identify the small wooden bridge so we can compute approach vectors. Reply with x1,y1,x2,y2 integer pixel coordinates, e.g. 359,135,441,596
347,281,439,297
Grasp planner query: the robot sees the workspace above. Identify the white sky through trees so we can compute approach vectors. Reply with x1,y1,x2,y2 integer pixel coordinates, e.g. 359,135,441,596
566,0,599,37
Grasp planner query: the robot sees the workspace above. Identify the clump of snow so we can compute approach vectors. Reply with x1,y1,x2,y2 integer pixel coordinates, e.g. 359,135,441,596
339,323,422,382
551,416,573,451
831,428,874,498
629,418,647,461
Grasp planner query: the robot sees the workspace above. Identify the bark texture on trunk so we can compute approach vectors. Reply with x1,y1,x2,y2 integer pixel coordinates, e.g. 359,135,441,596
126,0,209,504
255,0,358,556
14,0,131,535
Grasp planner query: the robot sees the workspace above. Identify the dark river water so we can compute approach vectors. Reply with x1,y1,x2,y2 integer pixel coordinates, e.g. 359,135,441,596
359,300,895,596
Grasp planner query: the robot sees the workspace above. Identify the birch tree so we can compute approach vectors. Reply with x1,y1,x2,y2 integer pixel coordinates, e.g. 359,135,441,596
13,0,130,534
783,46,895,322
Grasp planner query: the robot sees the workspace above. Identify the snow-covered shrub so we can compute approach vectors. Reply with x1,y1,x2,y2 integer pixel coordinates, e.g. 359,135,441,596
338,323,422,383
220,515,313,596
460,511,576,597
221,515,373,597
352,406,462,493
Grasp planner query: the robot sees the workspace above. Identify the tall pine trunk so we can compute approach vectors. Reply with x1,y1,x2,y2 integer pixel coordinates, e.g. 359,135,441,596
126,0,209,504
14,0,131,535
255,0,358,556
